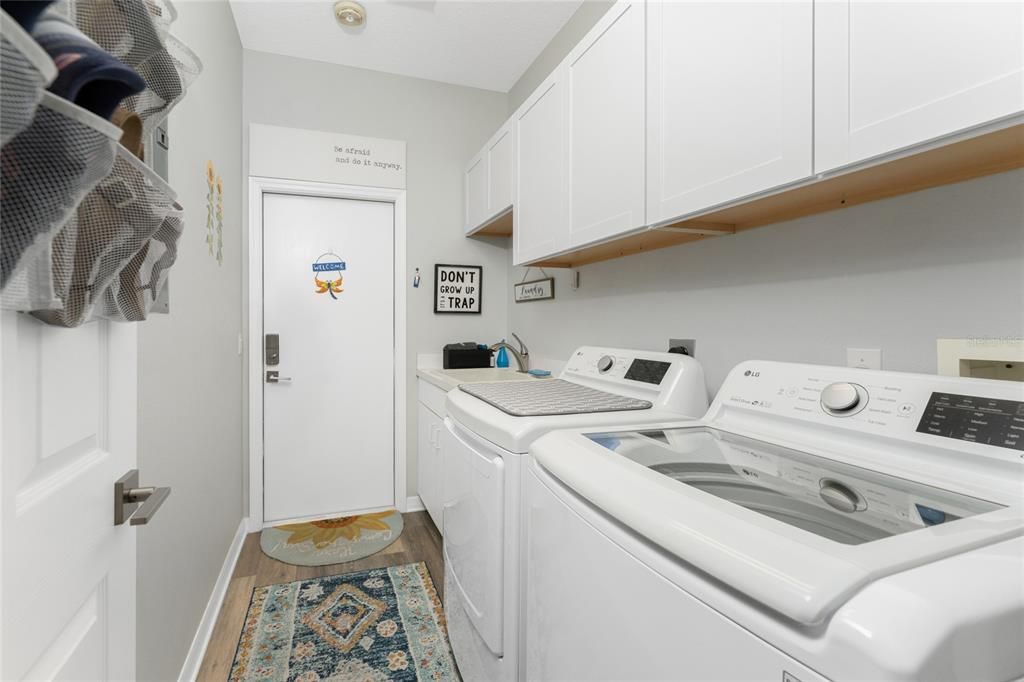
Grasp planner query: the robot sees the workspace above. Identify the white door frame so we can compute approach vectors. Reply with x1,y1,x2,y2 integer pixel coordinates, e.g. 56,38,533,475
247,176,407,531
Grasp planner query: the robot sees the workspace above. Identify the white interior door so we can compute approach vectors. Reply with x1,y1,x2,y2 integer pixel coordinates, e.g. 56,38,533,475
263,193,395,523
1,312,137,680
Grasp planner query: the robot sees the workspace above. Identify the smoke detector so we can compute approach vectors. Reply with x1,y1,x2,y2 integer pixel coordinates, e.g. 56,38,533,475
334,1,366,27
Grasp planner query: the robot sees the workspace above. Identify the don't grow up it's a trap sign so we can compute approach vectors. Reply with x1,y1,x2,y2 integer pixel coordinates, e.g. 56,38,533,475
434,264,482,314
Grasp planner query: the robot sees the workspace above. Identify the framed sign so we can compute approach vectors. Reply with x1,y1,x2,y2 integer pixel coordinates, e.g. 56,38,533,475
434,264,482,314
514,277,555,303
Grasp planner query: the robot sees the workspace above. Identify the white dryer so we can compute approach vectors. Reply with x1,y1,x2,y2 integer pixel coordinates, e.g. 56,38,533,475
441,346,709,682
527,360,1024,681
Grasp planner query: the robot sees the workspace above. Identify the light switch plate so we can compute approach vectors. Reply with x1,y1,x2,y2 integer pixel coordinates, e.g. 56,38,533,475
847,348,882,370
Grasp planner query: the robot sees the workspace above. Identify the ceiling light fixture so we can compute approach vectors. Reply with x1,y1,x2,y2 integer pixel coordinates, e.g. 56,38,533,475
334,0,366,27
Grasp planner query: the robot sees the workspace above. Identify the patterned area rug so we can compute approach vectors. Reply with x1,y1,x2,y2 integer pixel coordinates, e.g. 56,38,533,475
260,511,404,566
230,562,459,681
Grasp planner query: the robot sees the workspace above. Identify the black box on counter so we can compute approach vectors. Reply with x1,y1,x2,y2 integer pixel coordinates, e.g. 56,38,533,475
444,343,493,369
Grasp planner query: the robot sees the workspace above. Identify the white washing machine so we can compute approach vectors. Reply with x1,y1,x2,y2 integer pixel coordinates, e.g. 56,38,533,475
441,346,709,682
526,360,1024,681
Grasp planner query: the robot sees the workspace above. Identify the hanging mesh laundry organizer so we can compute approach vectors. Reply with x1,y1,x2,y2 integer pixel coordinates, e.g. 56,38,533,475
0,93,122,310
32,147,179,326
0,10,58,145
0,0,202,324
70,0,201,136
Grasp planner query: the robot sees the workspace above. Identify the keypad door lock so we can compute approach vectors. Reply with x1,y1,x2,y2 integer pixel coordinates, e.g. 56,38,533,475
265,333,280,366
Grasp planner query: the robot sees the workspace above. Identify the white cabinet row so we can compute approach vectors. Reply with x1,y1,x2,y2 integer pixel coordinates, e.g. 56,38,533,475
465,0,1023,264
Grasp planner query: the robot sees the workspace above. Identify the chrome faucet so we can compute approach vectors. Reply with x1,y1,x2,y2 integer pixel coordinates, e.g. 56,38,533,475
490,333,530,373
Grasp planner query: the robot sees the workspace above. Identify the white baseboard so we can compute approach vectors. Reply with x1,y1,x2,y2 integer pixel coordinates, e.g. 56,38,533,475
405,495,425,512
178,517,249,682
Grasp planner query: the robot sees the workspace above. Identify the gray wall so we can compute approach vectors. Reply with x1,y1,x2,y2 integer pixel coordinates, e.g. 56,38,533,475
136,2,244,679
509,170,1024,397
242,50,510,501
507,0,615,113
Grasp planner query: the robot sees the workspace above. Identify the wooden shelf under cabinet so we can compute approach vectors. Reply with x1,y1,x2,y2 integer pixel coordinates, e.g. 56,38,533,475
467,208,513,237
533,122,1024,269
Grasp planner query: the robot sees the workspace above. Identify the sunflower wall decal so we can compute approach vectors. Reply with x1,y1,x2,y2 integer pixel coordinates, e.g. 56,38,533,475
204,159,225,266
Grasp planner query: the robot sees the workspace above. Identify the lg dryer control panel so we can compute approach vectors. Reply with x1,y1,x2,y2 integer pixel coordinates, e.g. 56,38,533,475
561,346,708,416
711,360,1024,461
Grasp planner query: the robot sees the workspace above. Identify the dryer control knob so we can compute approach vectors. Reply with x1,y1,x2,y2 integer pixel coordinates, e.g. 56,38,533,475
821,382,862,414
597,355,615,373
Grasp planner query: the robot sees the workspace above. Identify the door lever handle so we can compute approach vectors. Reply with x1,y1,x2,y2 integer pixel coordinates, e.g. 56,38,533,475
266,370,292,383
126,487,171,525
114,470,171,525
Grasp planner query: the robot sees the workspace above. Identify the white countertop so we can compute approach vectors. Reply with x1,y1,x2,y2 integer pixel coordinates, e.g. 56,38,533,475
416,366,539,392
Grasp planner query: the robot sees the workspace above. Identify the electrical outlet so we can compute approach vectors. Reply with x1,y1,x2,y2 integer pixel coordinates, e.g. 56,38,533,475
847,348,882,370
669,338,696,357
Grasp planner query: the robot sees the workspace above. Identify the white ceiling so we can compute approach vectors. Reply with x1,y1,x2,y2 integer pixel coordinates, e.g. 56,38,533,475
228,0,584,92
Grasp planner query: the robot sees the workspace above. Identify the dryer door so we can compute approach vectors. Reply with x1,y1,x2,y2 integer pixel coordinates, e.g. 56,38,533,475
442,418,505,656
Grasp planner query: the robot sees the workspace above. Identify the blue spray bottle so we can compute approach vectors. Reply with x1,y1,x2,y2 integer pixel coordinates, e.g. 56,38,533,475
495,339,509,368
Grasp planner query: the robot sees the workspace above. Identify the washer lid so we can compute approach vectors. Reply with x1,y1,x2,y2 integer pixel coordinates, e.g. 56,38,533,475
445,384,692,453
591,427,1001,544
532,425,1024,625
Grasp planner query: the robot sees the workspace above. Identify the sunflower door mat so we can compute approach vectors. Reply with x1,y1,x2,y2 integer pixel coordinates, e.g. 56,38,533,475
230,562,459,682
260,511,404,567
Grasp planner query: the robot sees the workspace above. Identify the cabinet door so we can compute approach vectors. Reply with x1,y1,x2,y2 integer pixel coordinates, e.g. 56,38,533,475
464,152,488,233
815,1,1024,173
487,120,513,217
417,403,443,531
514,70,569,265
646,1,813,224
566,1,646,247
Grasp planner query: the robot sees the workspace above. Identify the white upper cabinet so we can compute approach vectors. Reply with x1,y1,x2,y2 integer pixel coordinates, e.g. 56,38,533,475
465,116,514,234
489,123,513,214
514,70,569,264
646,1,813,225
815,1,1024,173
465,154,488,231
566,0,646,248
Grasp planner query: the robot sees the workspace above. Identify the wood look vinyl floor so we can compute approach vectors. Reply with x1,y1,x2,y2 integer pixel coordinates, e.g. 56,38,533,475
196,511,443,681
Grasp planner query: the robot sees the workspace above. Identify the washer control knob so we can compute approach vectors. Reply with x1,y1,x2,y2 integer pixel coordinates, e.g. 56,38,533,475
819,480,864,514
597,355,615,373
821,382,862,413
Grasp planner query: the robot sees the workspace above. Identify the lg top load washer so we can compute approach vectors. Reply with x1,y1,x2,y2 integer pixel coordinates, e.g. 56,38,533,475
526,360,1024,682
442,346,708,682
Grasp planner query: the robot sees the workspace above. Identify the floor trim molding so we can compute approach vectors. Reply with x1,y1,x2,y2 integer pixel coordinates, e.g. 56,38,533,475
405,495,425,513
178,517,249,681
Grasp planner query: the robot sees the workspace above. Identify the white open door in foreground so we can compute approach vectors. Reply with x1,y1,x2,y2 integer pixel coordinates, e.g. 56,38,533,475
1,312,139,680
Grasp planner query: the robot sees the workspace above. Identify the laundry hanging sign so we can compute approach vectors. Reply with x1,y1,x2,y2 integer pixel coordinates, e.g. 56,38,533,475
249,124,406,189
313,252,346,299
